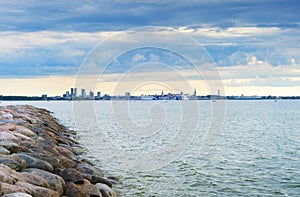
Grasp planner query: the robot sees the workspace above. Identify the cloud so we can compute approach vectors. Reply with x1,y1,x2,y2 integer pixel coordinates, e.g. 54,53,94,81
131,54,146,63
0,1,299,32
227,78,300,87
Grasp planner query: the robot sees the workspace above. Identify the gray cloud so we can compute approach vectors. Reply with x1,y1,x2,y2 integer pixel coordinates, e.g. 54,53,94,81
0,0,299,32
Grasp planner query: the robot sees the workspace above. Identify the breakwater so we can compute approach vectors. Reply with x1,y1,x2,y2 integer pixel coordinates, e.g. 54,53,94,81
0,105,117,197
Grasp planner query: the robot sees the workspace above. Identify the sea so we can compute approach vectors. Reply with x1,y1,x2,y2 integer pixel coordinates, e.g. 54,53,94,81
1,100,299,196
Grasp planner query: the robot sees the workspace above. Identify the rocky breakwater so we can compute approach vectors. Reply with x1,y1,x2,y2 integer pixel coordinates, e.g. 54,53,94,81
0,105,117,197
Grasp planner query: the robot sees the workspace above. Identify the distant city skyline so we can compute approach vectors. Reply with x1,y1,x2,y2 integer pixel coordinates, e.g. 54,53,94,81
0,1,299,97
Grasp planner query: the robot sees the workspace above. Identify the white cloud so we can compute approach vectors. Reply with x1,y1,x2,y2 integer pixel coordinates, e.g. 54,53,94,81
177,26,281,38
131,54,146,62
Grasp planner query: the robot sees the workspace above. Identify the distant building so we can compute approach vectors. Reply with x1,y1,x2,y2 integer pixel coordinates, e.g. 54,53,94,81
141,95,154,100
74,88,77,97
81,89,86,97
125,92,130,99
41,94,47,100
89,90,94,98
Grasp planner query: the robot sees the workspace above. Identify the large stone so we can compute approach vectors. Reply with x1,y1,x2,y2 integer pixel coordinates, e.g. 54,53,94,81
0,124,36,138
0,146,10,155
0,131,20,144
0,170,17,184
25,153,60,169
0,155,26,171
15,153,54,172
55,146,78,161
2,193,33,197
14,126,37,137
0,141,19,153
24,168,65,195
19,172,50,189
81,173,113,187
64,182,89,197
91,176,113,188
76,163,104,178
0,164,49,188
11,133,35,144
1,183,31,195
15,182,60,197
65,179,102,197
57,168,85,184
95,183,117,197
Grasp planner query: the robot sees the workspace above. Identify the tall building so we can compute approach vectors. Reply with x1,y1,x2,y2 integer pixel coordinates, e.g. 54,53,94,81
89,90,94,98
97,91,101,97
193,88,197,96
74,88,77,97
81,89,86,97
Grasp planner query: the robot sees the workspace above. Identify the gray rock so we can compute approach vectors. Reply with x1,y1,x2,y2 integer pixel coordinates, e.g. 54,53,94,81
76,163,104,178
81,173,113,187
13,126,37,137
19,172,50,189
55,146,78,161
15,182,60,197
57,168,85,184
24,168,65,195
1,182,31,195
0,170,16,184
15,153,54,172
0,131,20,144
2,193,33,197
11,132,35,144
95,183,116,197
0,146,10,155
25,152,60,169
0,154,26,171
65,179,102,197
0,141,19,153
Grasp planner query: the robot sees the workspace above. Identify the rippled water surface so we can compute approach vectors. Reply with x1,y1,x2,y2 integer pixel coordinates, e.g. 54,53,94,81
1,100,300,196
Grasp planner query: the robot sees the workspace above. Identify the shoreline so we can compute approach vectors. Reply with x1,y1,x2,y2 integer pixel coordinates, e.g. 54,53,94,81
0,105,117,197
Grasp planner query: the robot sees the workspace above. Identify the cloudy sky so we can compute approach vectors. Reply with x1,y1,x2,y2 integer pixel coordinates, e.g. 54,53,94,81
0,0,299,96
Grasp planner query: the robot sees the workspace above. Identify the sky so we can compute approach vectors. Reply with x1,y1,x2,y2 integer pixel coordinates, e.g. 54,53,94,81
0,0,300,96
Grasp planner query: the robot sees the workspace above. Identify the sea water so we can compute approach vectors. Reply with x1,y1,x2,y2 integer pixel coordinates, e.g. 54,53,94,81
1,100,299,196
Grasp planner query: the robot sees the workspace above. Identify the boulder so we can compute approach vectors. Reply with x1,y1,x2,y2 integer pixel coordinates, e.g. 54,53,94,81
25,153,60,169
11,133,35,144
2,193,33,197
95,183,117,197
15,153,54,172
14,126,37,137
15,182,60,197
0,146,10,155
55,146,78,161
81,173,113,187
1,182,31,195
0,170,17,184
65,179,102,197
24,168,65,195
0,154,26,171
0,141,19,153
57,168,85,184
0,131,20,145
76,163,104,178
19,172,50,189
